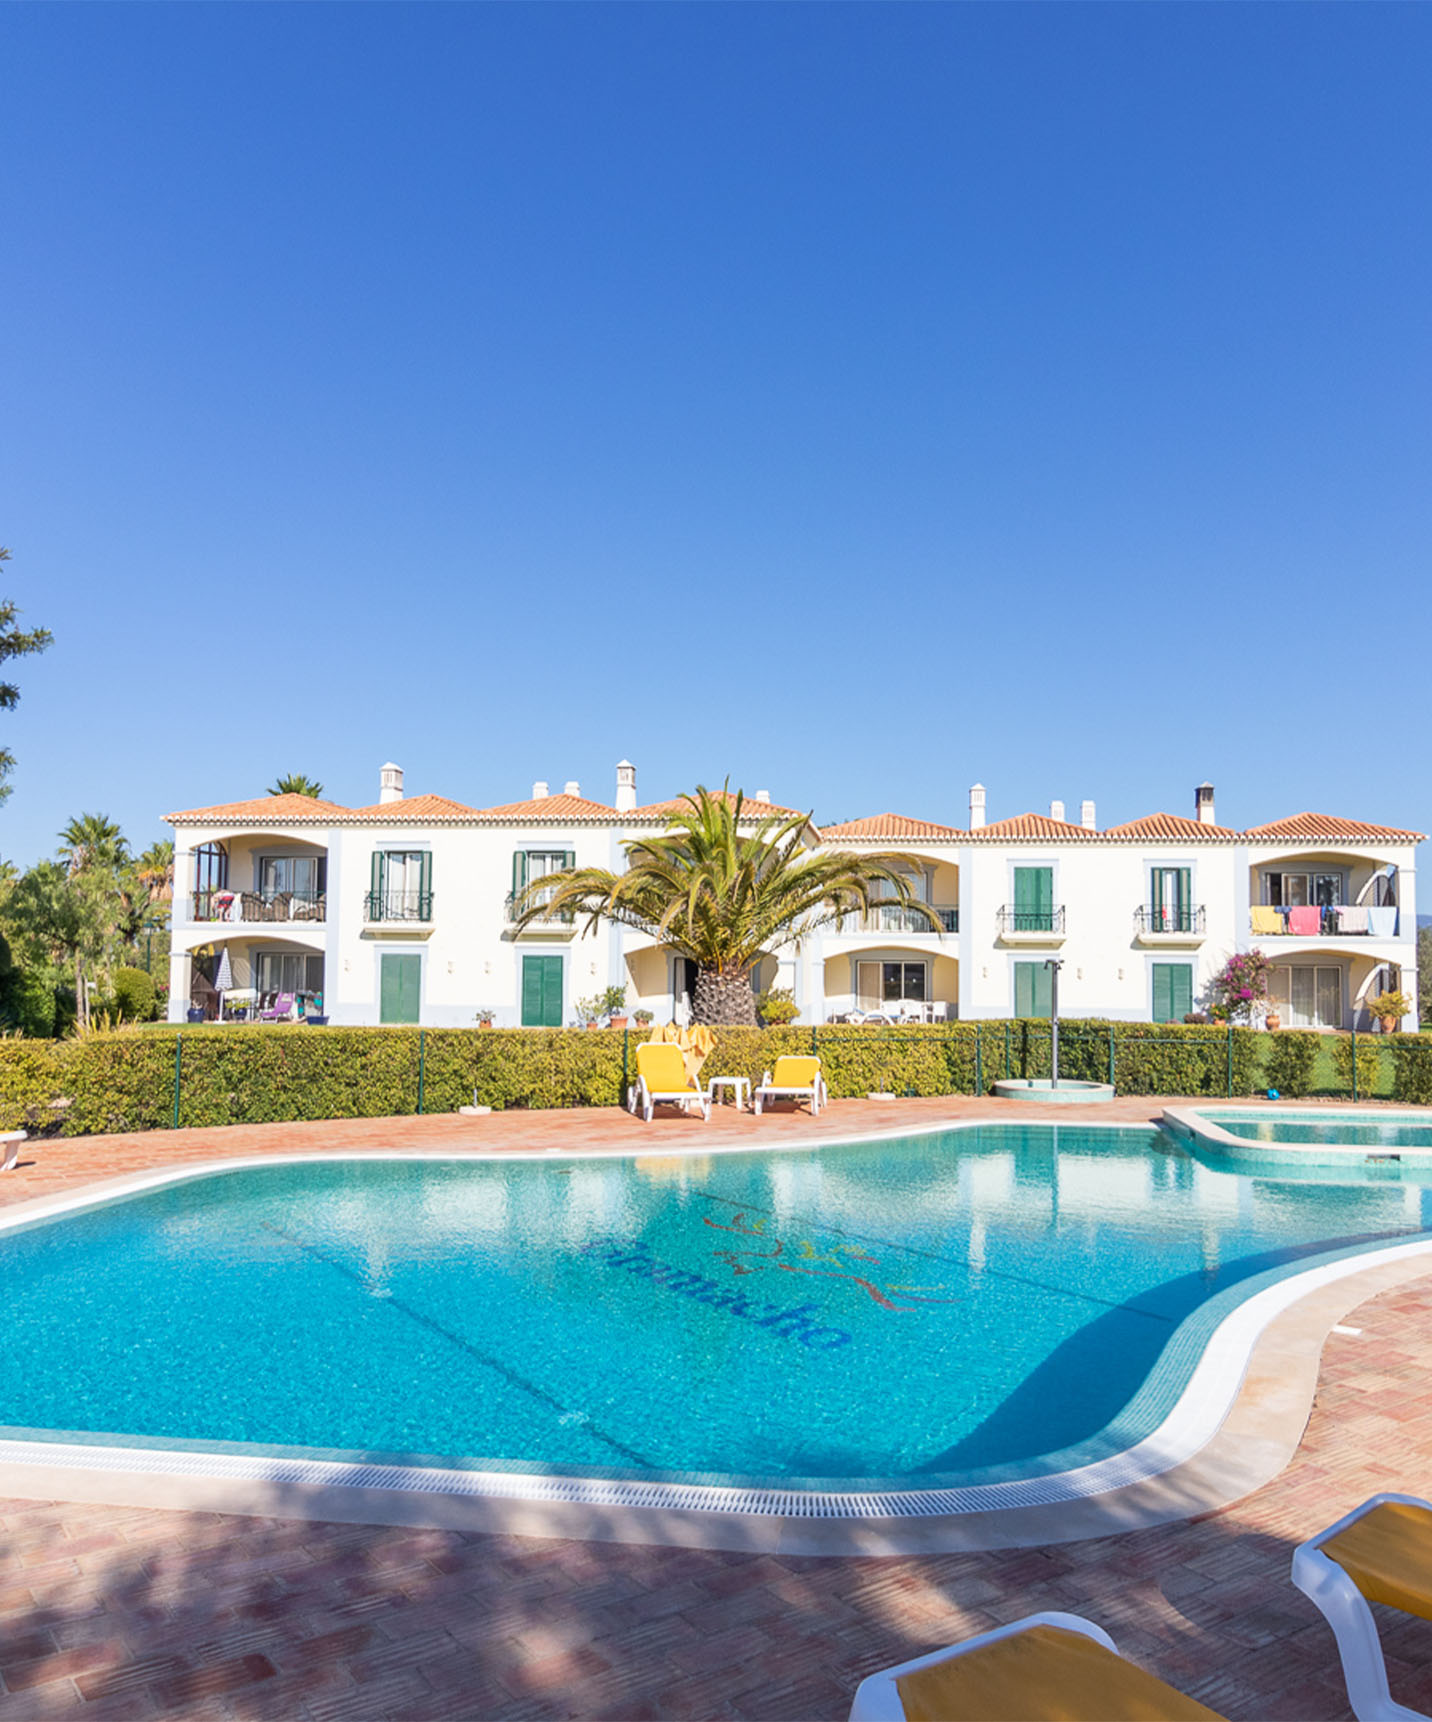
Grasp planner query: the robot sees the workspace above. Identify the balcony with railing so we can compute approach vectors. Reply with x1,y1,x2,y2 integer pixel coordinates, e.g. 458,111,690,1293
861,904,958,934
1133,904,1207,944
190,890,326,926
1249,904,1399,939
364,890,434,925
996,905,1067,942
504,892,577,935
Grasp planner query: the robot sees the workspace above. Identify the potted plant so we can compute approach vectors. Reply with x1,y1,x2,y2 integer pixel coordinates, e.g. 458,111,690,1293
1209,949,1274,1026
756,986,799,1027
633,1008,654,1030
1368,989,1412,1032
473,1007,495,1029
598,984,628,1029
575,995,602,1029
186,1006,206,1024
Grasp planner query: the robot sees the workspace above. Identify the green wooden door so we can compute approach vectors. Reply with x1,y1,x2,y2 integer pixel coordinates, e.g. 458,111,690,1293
379,953,421,1024
1014,962,1053,1018
1013,867,1053,931
521,955,564,1027
1152,963,1193,1023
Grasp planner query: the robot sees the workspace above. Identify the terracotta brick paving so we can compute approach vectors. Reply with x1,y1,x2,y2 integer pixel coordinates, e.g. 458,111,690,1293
0,1099,1429,1718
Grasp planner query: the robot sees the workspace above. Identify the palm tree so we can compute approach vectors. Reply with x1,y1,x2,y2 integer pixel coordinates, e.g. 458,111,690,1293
135,839,175,903
514,786,944,1025
269,774,324,799
58,813,128,876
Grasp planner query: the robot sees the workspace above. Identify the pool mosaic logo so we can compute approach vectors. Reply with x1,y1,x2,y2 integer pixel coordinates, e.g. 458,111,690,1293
700,1203,959,1313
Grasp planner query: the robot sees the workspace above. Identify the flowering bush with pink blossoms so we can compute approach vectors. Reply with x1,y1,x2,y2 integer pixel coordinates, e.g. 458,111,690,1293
1209,948,1274,1024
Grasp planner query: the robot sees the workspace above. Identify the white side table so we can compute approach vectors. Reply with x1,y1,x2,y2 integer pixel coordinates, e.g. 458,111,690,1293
705,1076,750,1112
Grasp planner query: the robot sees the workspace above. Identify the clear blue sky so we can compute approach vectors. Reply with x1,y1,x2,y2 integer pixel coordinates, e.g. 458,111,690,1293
4,2,1429,861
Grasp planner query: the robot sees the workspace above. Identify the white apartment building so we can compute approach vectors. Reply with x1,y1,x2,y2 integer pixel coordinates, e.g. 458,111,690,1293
166,764,1423,1032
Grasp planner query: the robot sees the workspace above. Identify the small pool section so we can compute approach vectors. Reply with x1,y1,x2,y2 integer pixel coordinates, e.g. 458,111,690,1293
2,1126,1431,1499
1165,1105,1432,1173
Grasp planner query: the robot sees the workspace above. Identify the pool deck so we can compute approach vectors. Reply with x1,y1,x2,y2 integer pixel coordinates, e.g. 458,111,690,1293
0,1096,1429,1718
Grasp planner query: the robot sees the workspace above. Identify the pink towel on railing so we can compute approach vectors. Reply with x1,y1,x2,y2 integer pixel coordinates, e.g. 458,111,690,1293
1287,905,1323,936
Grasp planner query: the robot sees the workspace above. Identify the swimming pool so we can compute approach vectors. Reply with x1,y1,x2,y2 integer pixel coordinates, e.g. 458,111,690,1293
2,1124,1429,1512
1195,1110,1432,1150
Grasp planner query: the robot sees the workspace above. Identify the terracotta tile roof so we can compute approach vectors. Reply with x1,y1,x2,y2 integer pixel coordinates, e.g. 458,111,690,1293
478,793,618,819
166,793,350,823
344,794,485,820
627,790,808,820
821,812,964,839
1242,811,1427,843
1103,812,1240,841
970,812,1100,840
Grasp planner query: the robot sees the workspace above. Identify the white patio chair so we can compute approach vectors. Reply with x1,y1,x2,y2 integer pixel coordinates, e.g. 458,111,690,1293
626,1042,710,1123
754,1056,827,1116
1292,1492,1432,1721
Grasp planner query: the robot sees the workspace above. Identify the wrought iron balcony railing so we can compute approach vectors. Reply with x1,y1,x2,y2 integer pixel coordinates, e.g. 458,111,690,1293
996,905,1067,935
191,890,326,924
364,890,434,923
860,905,959,934
1133,905,1207,935
504,892,575,926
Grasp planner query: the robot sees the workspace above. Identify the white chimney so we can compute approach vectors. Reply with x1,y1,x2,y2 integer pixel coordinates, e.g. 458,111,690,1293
969,784,986,830
615,759,637,812
1049,799,1065,823
1195,782,1216,825
532,780,550,800
755,789,771,803
1080,799,1097,830
563,780,580,797
379,762,404,804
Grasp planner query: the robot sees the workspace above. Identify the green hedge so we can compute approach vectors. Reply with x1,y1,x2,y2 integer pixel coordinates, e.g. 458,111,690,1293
0,1021,1423,1139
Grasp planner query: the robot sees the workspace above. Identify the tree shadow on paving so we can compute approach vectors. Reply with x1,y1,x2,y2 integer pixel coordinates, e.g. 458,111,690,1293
3,1485,1429,1722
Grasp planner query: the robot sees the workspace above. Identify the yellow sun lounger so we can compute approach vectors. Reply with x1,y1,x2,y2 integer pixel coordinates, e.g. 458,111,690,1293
627,1042,711,1124
1293,1493,1432,1721
848,1613,1228,1722
754,1055,827,1116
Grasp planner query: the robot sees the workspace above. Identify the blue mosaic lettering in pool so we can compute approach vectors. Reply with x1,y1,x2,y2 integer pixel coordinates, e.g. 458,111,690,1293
1,1125,1430,1489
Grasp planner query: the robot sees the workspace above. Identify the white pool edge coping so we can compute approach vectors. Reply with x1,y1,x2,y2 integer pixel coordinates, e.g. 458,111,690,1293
1,1120,1429,1552
1163,1103,1432,1165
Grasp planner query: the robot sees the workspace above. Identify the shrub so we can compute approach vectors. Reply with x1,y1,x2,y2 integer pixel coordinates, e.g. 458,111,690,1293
1329,1032,1381,1099
756,987,799,1027
112,967,157,1023
1390,1036,1432,1104
0,967,57,1039
1261,1030,1320,1097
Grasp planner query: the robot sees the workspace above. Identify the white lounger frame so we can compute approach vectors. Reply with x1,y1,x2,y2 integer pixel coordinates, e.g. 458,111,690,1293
847,1612,1118,1722
626,1077,710,1124
754,1069,827,1116
1291,1491,1432,1722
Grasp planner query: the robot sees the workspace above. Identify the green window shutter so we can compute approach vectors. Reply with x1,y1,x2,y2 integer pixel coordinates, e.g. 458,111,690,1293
562,850,574,871
1172,963,1193,1021
1014,867,1053,929
512,851,528,900
1177,869,1191,921
1151,869,1164,914
1015,962,1053,1018
1152,964,1173,1023
521,956,543,1026
419,851,433,916
370,850,385,915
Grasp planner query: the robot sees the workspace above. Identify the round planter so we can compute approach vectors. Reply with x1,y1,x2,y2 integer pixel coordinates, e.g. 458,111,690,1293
1381,1015,1398,1033
1265,1014,1281,1031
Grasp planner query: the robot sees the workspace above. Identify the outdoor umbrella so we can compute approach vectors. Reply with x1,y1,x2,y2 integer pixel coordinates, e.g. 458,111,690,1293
214,946,234,1019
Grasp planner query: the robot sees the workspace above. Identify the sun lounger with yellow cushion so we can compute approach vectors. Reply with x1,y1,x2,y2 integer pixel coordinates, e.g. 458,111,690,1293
754,1055,827,1116
1293,1493,1432,1721
627,1042,711,1124
848,1613,1227,1722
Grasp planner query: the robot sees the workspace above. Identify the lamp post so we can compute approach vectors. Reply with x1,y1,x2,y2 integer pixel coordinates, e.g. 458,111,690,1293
1044,958,1064,1088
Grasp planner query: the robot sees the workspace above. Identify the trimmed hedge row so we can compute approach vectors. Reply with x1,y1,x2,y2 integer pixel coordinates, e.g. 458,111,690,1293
0,1020,1421,1138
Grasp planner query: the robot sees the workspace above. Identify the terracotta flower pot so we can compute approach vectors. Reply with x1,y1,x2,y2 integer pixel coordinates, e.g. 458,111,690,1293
1381,1015,1398,1033
1265,1014,1281,1031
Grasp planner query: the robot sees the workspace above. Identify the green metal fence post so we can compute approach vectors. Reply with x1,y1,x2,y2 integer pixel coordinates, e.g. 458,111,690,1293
172,1033,182,1130
622,1027,629,1107
1108,1025,1116,1090
1351,1029,1358,1103
1227,1024,1234,1098
811,1024,818,1056
975,1024,983,1095
1004,1021,1011,1080
417,1029,426,1115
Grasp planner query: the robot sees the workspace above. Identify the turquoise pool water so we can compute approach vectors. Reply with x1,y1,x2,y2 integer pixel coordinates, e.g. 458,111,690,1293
1202,1111,1432,1150
2,1126,1430,1490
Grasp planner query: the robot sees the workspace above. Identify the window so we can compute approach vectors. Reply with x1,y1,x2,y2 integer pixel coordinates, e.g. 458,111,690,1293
1150,867,1193,932
1263,871,1343,907
1014,962,1053,1018
856,961,926,1010
1269,964,1343,1029
254,951,324,998
193,843,228,894
1151,963,1193,1023
370,851,432,921
258,854,325,902
1012,867,1054,931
